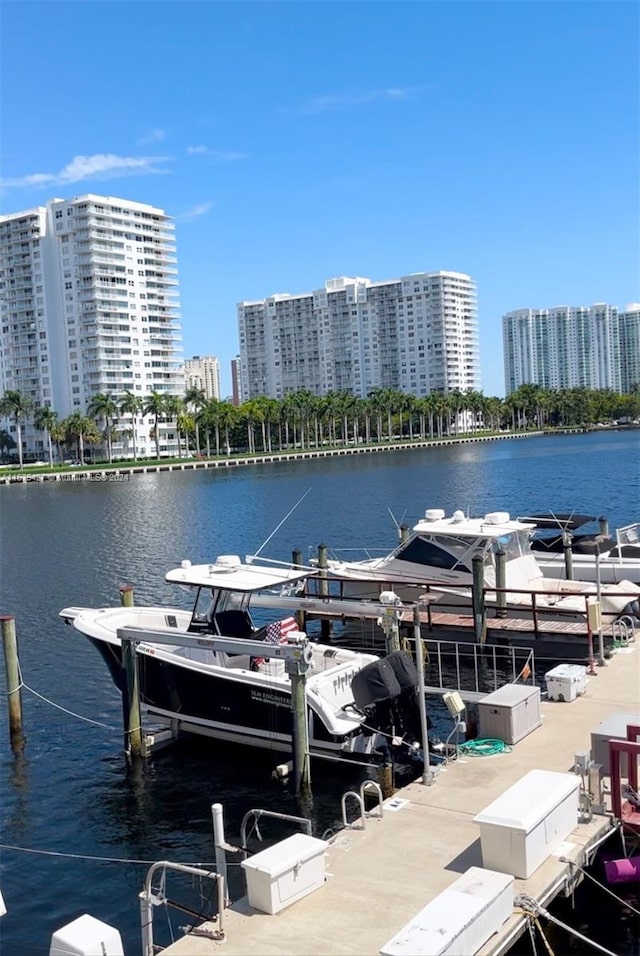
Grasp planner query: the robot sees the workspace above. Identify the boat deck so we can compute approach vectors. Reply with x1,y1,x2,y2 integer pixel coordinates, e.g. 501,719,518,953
159,643,640,956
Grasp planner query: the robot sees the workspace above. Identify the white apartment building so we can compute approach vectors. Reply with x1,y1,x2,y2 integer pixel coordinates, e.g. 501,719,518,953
619,305,640,394
502,304,634,394
238,271,479,400
183,355,220,400
0,194,184,458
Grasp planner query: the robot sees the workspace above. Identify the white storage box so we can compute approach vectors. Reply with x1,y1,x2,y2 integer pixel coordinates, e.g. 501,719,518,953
49,914,124,956
380,867,514,956
545,664,587,702
477,684,541,744
591,712,640,775
241,833,327,914
473,769,580,878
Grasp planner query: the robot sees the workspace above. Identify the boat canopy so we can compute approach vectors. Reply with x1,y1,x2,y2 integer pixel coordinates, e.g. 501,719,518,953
165,555,313,592
517,513,597,530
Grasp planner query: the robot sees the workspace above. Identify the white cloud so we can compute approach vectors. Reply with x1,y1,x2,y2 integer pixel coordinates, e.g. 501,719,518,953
186,146,247,162
176,201,214,221
137,128,166,145
0,153,171,190
298,87,412,114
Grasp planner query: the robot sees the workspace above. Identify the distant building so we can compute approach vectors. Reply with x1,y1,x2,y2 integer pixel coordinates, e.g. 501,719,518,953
502,304,636,394
237,271,479,400
183,355,220,400
0,193,183,458
231,355,243,405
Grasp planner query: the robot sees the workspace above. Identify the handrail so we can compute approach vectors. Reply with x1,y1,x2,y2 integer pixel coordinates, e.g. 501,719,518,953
140,861,225,956
341,790,365,829
240,808,312,855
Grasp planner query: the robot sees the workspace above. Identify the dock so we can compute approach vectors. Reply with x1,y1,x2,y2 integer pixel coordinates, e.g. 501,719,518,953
158,642,639,956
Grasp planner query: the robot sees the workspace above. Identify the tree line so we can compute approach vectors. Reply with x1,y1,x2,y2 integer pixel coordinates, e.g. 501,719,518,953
1,383,639,468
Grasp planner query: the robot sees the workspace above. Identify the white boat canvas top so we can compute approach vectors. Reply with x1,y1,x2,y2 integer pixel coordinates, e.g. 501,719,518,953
411,509,537,538
165,555,312,592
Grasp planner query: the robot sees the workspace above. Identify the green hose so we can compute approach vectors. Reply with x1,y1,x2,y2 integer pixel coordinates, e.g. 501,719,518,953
457,738,512,756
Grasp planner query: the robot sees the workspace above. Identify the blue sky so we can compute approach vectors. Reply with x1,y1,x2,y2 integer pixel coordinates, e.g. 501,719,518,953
2,1,638,398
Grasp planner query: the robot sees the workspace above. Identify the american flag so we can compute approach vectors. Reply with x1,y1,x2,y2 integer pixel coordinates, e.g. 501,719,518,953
254,617,299,668
265,616,298,644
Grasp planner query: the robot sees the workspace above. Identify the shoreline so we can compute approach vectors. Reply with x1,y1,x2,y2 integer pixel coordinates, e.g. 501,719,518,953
0,431,543,486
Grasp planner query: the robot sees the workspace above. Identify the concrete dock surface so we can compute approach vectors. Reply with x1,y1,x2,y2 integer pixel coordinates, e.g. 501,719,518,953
161,644,639,956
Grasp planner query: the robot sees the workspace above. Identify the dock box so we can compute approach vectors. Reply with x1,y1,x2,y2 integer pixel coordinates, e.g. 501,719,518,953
477,684,541,744
545,664,587,702
379,867,514,956
241,833,327,914
591,713,640,775
473,769,580,878
49,914,124,956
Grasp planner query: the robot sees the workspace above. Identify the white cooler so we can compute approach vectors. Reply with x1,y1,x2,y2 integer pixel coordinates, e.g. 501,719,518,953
241,833,327,914
545,664,587,702
473,769,580,878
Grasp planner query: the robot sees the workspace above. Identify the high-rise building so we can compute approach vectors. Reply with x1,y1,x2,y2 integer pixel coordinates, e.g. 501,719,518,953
183,355,220,400
502,304,633,394
0,194,184,458
237,271,479,400
619,305,640,394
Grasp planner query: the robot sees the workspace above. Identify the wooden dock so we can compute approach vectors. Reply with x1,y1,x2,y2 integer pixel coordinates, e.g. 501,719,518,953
159,642,639,956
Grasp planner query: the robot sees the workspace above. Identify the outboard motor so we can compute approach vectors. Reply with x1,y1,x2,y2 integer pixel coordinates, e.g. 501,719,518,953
351,651,425,755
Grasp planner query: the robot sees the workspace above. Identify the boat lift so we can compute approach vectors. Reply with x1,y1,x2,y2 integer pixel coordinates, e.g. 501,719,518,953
117,625,314,793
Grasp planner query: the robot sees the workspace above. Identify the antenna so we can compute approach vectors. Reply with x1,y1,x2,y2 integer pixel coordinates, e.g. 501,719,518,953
250,487,312,562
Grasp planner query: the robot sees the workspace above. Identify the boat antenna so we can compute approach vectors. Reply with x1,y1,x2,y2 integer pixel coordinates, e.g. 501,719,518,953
249,487,313,562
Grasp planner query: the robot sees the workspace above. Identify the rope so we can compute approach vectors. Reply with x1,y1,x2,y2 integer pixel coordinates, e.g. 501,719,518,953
20,681,118,730
0,841,245,868
516,894,617,956
457,738,512,756
559,857,640,917
534,916,556,956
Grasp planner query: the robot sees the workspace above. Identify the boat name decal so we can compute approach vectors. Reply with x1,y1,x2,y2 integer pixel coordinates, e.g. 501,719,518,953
251,689,289,708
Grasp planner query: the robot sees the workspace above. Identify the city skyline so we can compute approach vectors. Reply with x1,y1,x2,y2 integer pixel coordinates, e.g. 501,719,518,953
1,2,638,397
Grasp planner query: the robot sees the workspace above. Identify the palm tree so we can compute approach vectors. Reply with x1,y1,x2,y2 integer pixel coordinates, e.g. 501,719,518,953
184,385,206,456
0,429,16,460
87,392,119,462
0,389,34,468
33,405,58,467
119,391,142,461
143,391,168,460
62,413,100,465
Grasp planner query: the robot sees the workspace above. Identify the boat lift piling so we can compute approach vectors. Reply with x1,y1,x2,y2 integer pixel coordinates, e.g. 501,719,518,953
472,554,487,643
1,615,24,751
116,625,314,792
563,532,574,579
495,549,507,618
291,549,306,632
316,545,332,642
119,585,134,608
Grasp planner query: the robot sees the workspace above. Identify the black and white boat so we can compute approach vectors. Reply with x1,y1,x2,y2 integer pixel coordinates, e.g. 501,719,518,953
518,513,640,585
60,556,424,768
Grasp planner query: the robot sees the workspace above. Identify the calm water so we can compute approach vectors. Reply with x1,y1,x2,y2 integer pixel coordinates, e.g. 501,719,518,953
1,431,639,955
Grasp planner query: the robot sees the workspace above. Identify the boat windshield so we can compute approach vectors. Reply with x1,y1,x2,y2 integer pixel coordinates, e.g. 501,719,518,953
396,534,490,573
189,587,250,628
491,531,530,561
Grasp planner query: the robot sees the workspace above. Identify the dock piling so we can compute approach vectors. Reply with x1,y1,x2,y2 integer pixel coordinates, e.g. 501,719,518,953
287,650,312,795
121,636,144,758
413,606,434,786
1,615,24,751
317,544,331,642
472,554,486,644
563,532,574,580
119,586,134,608
292,550,306,632
495,549,507,618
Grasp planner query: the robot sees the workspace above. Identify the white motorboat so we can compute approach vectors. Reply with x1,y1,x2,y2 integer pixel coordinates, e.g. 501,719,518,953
517,513,640,585
322,509,640,626
60,555,424,768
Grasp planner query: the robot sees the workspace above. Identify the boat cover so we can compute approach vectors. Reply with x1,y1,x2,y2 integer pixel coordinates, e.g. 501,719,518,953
351,658,402,710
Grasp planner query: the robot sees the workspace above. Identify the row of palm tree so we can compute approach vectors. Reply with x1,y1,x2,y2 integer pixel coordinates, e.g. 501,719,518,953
1,384,639,467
